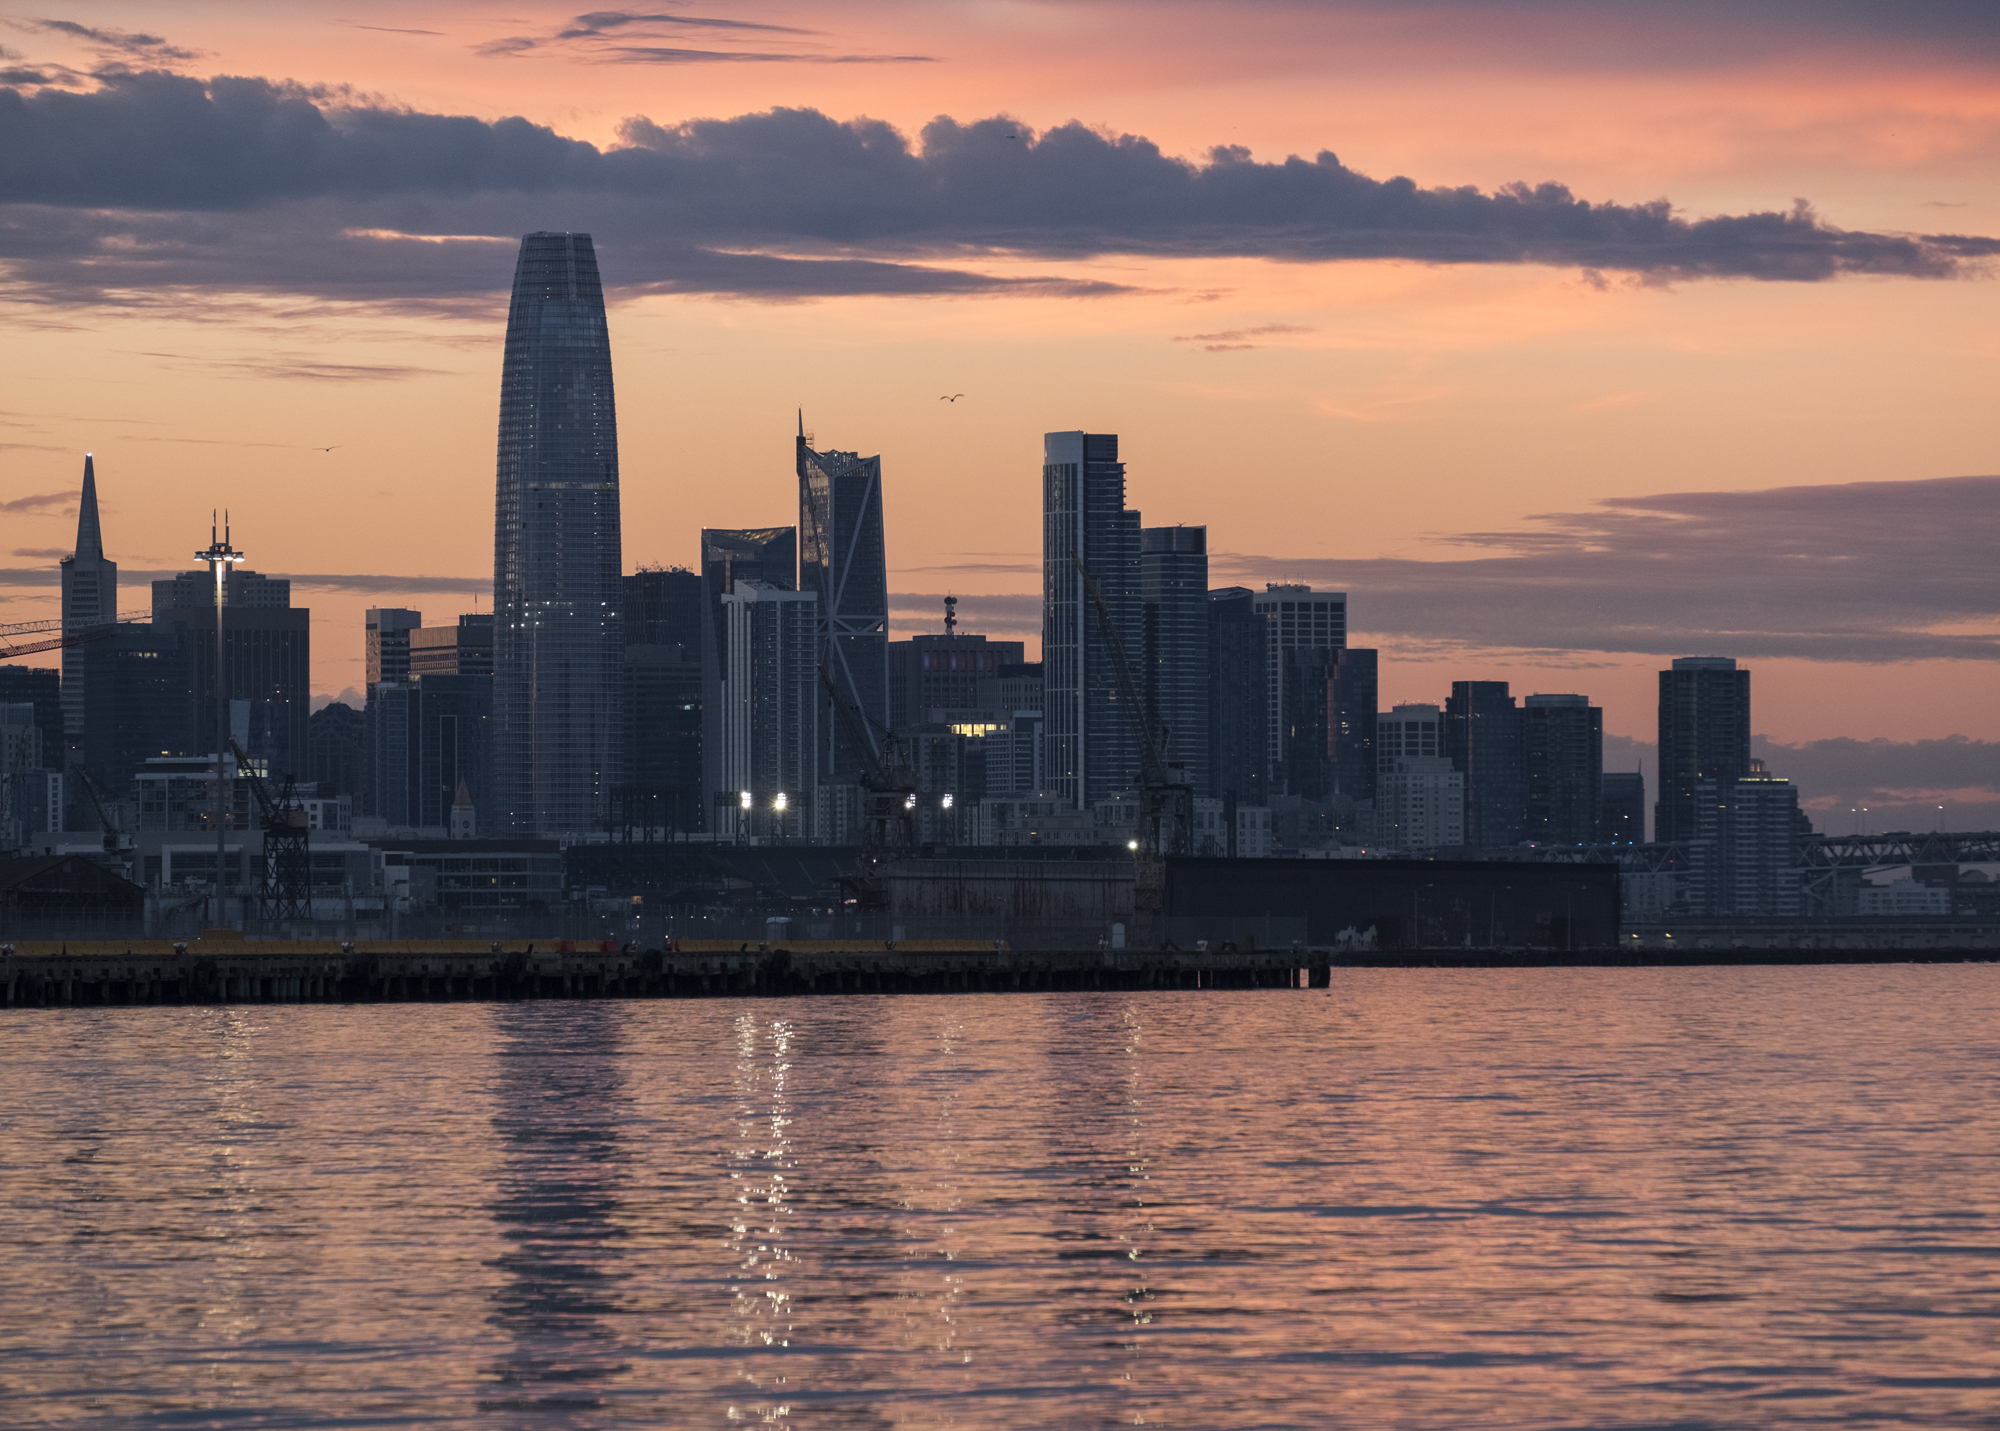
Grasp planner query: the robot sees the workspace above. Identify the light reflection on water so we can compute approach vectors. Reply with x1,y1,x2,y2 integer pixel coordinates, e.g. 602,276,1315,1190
3,967,1998,1428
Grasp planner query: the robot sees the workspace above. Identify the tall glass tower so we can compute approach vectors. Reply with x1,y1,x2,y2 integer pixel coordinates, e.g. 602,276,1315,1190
798,418,889,782
493,232,624,836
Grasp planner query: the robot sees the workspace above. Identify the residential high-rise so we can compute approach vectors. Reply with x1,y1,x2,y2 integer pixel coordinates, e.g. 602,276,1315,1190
1251,584,1347,778
1599,771,1646,845
492,231,625,836
717,582,818,841
799,423,890,782
1446,680,1526,850
1278,646,1334,799
59,454,117,748
1656,656,1751,845
1695,760,1808,916
622,566,706,833
1206,588,1267,805
1329,648,1378,803
1377,703,1444,773
1374,703,1460,850
1522,693,1603,846
1042,431,1142,808
1140,526,1208,791
700,528,796,824
365,609,422,689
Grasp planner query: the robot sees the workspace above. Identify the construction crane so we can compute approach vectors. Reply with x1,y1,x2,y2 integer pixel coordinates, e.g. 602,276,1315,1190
68,763,135,868
818,665,918,908
1070,553,1192,909
228,739,312,922
0,609,151,661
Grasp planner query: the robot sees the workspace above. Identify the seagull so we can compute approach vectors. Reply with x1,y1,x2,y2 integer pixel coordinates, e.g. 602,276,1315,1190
940,394,964,402
316,445,340,452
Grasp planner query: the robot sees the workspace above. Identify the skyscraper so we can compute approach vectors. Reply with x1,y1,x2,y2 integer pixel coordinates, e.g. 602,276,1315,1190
1206,588,1268,806
1251,584,1347,778
1522,693,1603,845
1042,431,1142,809
152,560,309,777
718,582,819,841
493,232,624,836
1328,648,1378,803
365,609,422,689
1656,656,1751,845
59,454,117,748
1140,526,1209,792
1446,680,1526,850
798,423,889,781
700,527,795,825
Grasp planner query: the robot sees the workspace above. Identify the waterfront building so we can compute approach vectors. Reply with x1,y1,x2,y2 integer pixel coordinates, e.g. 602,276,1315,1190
492,232,625,836
1598,770,1646,845
1378,756,1465,852
59,454,117,749
1042,431,1143,809
365,609,422,689
1206,588,1268,806
1522,693,1603,846
1140,526,1209,791
1656,656,1752,845
1446,681,1526,850
1251,584,1347,779
1694,759,1808,916
408,615,494,677
717,582,818,841
799,424,891,783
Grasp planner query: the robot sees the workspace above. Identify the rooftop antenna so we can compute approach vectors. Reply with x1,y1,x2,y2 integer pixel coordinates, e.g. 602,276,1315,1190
943,594,957,636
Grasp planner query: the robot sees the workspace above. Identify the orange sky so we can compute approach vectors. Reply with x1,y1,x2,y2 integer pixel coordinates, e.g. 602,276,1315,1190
1,0,1995,752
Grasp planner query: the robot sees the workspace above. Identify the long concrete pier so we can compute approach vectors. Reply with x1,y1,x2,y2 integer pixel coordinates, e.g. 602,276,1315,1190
3,936,1994,1008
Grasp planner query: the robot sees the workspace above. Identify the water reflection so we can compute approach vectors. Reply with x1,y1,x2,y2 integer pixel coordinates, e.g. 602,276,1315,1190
482,1004,632,1415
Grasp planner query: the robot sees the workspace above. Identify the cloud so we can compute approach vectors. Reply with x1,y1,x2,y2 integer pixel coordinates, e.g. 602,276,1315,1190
0,74,1992,305
475,9,930,64
26,19,202,62
1172,322,1316,351
1218,474,2000,663
10,545,66,557
0,489,71,513
123,349,452,381
284,573,491,595
343,25,444,38
889,591,1041,636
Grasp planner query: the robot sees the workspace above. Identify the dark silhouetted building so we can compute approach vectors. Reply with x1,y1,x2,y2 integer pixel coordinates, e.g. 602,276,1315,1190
623,568,704,651
1206,587,1267,805
1522,693,1602,846
799,424,890,783
890,629,1027,730
493,231,625,836
0,666,62,761
307,701,366,798
59,454,117,749
1252,584,1346,781
701,527,796,821
151,574,309,779
624,643,704,833
1043,431,1142,808
1599,770,1645,845
1329,647,1377,803
1695,759,1809,916
1446,680,1526,850
1140,525,1208,790
1278,645,1334,799
366,608,422,689
78,623,193,795
1656,656,1751,845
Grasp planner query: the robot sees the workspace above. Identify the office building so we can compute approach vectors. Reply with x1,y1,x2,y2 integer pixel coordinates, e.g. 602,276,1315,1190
1379,757,1465,852
408,615,494,677
1278,645,1334,799
717,582,818,841
889,630,1026,730
701,527,796,820
1251,584,1347,778
799,424,891,782
975,662,1044,714
59,454,117,748
623,568,704,652
365,608,422,689
1207,588,1268,805
1140,525,1209,790
1043,431,1142,809
370,682,419,828
1377,703,1444,773
1522,693,1603,846
0,666,62,761
307,701,365,799
151,579,310,780
413,675,492,832
1599,771,1646,845
1329,648,1378,803
493,231,625,837
624,642,704,833
1657,656,1752,845
1446,681,1526,850
75,624,193,803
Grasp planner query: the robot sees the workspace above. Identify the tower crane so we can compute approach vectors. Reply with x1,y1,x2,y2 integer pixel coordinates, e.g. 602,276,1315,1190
228,739,312,922
818,665,918,908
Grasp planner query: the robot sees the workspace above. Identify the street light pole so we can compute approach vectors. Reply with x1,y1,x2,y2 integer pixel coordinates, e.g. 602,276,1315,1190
197,513,244,929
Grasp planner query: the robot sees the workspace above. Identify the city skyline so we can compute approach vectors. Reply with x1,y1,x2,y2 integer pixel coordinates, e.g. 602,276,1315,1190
0,1,1994,829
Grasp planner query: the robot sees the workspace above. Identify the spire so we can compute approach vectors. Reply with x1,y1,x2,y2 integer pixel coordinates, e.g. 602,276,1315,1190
797,408,805,440
74,453,104,562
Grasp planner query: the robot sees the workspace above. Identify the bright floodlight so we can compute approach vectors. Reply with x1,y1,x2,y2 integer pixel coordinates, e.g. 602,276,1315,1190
941,793,954,809
774,792,788,811
740,790,753,810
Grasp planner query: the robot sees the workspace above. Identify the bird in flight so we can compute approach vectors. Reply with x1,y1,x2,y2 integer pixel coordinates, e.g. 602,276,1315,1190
316,445,339,452
941,394,964,402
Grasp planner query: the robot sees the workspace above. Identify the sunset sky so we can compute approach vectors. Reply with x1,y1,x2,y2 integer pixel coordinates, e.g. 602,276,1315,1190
2,1,1996,827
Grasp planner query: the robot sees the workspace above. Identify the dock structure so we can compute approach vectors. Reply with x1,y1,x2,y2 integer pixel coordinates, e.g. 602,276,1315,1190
3,934,1995,1007
0,935,1331,1006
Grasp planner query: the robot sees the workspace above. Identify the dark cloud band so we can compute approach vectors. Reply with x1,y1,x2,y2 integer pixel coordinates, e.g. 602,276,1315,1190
0,71,1993,303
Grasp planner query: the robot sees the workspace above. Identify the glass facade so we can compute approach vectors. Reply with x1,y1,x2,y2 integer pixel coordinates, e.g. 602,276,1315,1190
798,432,890,781
493,232,624,836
